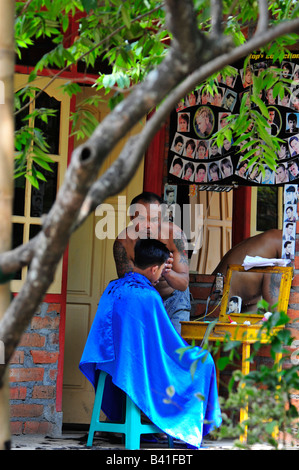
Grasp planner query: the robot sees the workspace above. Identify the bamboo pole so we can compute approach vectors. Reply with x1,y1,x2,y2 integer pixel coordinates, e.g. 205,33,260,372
0,0,15,450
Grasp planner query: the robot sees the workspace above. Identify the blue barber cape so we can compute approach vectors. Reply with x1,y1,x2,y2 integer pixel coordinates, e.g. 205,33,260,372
79,272,221,448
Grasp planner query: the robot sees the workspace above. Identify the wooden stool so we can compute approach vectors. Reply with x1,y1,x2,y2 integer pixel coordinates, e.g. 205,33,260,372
87,370,174,450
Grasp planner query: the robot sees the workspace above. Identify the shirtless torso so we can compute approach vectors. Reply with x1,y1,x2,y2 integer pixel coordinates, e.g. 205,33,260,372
213,229,283,311
112,197,190,299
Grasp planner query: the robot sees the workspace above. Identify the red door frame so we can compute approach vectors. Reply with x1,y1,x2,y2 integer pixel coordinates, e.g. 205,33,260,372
143,111,166,195
232,186,252,246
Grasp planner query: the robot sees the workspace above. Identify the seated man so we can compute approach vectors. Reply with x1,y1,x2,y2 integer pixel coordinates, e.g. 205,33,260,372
79,239,221,448
213,229,283,312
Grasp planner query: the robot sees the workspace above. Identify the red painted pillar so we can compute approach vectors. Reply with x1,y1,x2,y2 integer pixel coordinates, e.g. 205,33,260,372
143,112,167,196
232,186,252,246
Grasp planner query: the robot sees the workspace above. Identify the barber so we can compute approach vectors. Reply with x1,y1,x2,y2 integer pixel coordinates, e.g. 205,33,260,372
113,192,191,334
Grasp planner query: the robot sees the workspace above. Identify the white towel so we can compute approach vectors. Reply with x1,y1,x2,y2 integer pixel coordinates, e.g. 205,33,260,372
242,255,291,271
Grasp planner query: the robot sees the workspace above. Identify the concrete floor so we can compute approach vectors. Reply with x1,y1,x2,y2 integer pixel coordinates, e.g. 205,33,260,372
11,431,236,451
11,423,299,451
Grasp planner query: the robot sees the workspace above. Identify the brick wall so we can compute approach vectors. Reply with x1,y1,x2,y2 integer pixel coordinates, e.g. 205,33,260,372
9,302,62,437
189,273,220,320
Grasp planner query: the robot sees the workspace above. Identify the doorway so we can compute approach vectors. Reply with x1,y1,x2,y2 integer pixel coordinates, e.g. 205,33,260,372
62,88,145,424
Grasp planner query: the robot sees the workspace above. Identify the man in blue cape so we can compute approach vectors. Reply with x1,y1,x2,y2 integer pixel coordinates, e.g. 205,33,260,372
79,239,221,448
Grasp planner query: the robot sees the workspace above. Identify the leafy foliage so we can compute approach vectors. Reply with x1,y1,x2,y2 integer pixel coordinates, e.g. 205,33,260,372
14,1,299,184
177,301,299,448
208,303,299,449
14,0,168,183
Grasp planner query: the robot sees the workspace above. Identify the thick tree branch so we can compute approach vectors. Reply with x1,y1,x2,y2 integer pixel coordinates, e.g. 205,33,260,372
256,0,269,34
164,0,205,63
0,238,36,274
1,14,299,279
211,0,223,37
1,4,299,377
0,2,203,368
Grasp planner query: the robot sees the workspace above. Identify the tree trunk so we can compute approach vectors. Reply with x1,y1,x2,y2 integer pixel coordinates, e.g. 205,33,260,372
0,0,15,450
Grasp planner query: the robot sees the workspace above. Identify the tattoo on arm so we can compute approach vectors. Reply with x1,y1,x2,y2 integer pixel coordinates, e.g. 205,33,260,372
263,272,281,305
173,232,189,266
269,273,281,300
113,240,133,277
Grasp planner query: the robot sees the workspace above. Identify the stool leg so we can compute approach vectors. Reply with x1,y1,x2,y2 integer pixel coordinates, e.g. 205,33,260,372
168,435,174,448
87,371,107,447
124,395,141,450
87,372,174,450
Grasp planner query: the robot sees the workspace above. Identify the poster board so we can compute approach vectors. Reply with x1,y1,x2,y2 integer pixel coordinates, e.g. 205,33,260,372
167,52,299,189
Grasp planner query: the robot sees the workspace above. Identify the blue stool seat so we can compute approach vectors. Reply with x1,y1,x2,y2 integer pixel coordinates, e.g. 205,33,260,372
87,370,174,449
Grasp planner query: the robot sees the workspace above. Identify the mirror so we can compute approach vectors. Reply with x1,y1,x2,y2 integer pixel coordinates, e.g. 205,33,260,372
219,264,293,324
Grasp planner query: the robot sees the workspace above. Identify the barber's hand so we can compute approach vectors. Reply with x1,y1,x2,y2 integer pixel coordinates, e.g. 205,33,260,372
162,252,173,277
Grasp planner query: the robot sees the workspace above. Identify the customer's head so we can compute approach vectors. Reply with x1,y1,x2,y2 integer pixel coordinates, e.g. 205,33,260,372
134,238,170,270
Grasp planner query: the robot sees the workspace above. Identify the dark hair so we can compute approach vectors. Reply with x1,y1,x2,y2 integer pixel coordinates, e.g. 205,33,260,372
185,138,196,151
172,157,183,169
134,239,170,269
165,186,175,195
209,162,220,174
196,163,206,172
175,135,184,145
197,140,207,149
179,113,189,125
130,192,162,207
130,191,163,215
184,162,195,173
130,192,162,217
283,62,293,74
288,113,297,122
129,192,166,219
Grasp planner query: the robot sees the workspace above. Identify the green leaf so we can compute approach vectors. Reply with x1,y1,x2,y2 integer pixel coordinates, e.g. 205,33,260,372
265,421,277,434
35,170,47,182
194,392,205,402
190,359,199,380
102,74,116,89
176,339,195,360
217,356,230,371
121,6,131,30
81,0,98,14
223,340,242,352
251,95,270,118
166,385,175,398
33,157,53,172
61,15,69,33
25,173,39,189
199,319,218,348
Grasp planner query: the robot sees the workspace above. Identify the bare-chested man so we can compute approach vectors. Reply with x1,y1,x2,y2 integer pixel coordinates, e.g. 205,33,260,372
212,229,283,312
113,192,190,333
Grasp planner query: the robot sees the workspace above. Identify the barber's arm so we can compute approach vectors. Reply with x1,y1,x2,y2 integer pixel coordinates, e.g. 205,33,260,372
161,231,189,291
113,239,134,277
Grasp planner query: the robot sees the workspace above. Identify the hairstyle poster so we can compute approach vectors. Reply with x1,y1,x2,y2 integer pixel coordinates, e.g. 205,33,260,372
167,51,299,188
282,183,299,260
